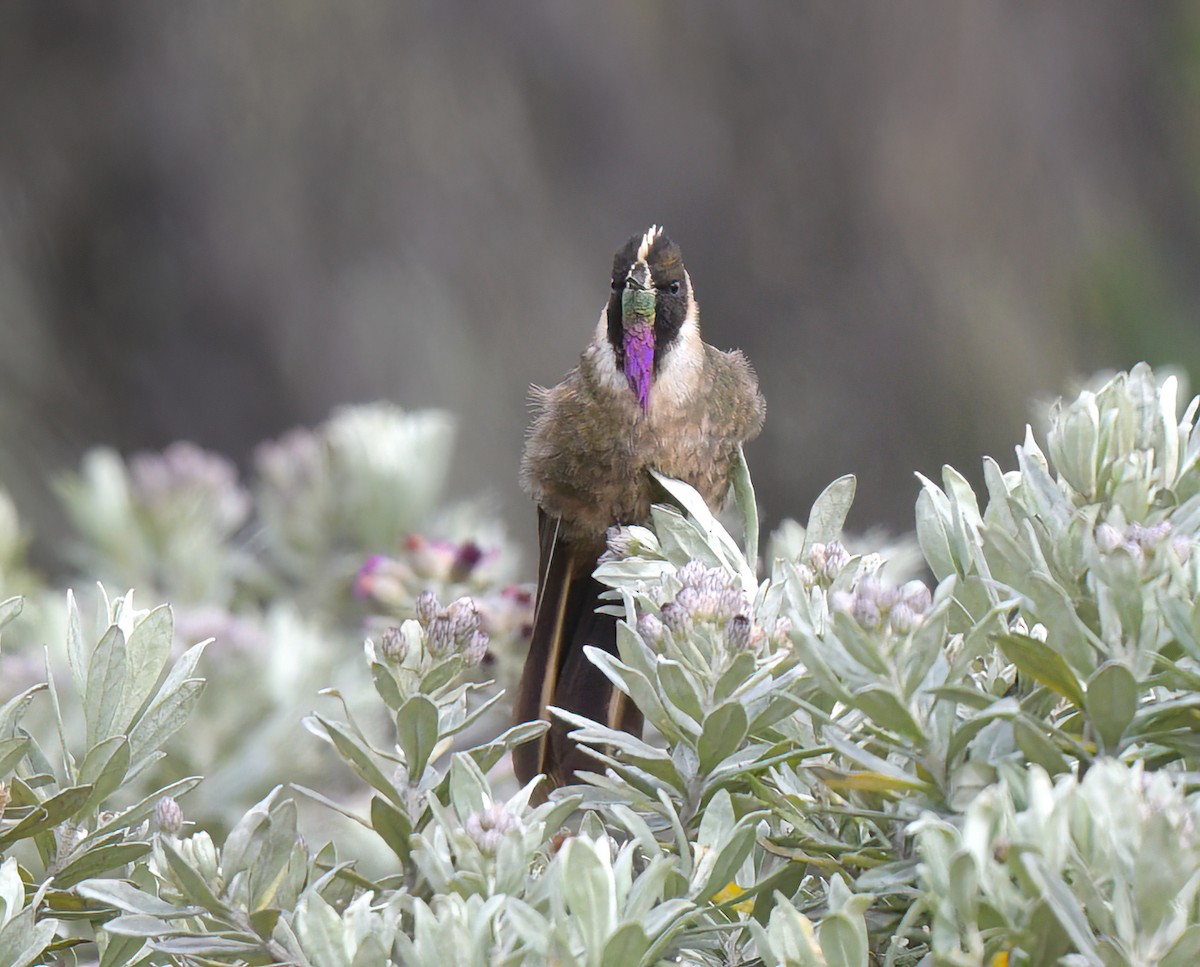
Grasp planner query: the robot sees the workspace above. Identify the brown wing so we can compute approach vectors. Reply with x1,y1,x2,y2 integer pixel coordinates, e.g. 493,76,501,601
511,509,643,789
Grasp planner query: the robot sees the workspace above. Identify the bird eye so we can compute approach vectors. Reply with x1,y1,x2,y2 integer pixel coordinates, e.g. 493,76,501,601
611,278,622,291
668,280,681,295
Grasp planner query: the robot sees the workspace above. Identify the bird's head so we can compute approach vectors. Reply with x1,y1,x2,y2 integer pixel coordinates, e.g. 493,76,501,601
605,226,693,411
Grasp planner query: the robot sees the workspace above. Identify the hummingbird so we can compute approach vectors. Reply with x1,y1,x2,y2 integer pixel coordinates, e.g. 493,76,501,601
513,226,765,788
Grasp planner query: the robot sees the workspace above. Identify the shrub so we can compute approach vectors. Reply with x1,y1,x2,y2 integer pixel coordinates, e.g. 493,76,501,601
1,362,1199,965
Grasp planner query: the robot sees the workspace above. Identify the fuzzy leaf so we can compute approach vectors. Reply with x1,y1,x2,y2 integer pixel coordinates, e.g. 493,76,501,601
1085,660,1137,752
996,633,1086,708
697,702,748,775
394,695,439,778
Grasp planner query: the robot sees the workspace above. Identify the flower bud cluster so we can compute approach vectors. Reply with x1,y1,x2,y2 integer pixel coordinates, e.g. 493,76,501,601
831,575,932,633
1095,520,1191,568
463,803,522,854
796,540,851,586
354,536,500,606
415,593,489,664
130,442,251,535
660,563,750,647
651,561,789,653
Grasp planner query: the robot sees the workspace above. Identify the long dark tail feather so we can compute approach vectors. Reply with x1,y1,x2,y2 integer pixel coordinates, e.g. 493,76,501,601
512,511,644,789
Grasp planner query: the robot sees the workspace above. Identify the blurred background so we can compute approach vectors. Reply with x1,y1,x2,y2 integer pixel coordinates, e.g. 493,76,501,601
4,1,1200,567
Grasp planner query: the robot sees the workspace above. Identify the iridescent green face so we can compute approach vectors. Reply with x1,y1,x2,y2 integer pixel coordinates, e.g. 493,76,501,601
622,284,656,323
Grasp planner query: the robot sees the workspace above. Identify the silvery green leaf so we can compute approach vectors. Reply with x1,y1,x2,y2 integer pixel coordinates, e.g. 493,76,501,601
995,633,1086,707
464,720,547,776
982,455,1018,530
53,843,151,890
446,753,489,819
689,789,763,902
552,708,673,766
293,890,365,967
77,879,198,918
916,483,958,581
1049,394,1101,498
650,471,755,590
118,605,173,729
946,697,1020,764
0,737,27,777
310,715,402,808
78,736,130,812
0,595,21,633
0,858,23,929
713,651,756,705
102,916,183,940
829,613,889,676
395,695,440,778
731,445,759,573
656,660,704,725
1012,717,1069,777
152,936,262,958
594,557,674,588
0,684,45,740
849,685,924,744
817,909,869,967
90,775,202,841
99,931,156,966
1084,661,1137,752
697,702,748,776
1161,924,1200,967
561,837,617,962
1024,857,1102,965
0,784,94,849
126,679,205,776
599,922,650,967
581,647,678,739
803,474,856,554
751,892,824,967
614,620,658,682
158,838,230,915
0,908,58,967
85,624,127,747
65,589,87,695
369,795,412,865
822,728,934,793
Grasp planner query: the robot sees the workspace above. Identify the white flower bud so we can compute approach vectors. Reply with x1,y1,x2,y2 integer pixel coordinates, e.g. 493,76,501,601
155,796,185,836
830,590,855,614
823,540,850,577
807,543,828,573
636,613,665,644
380,626,408,663
446,597,481,643
660,602,694,637
427,616,454,655
464,803,520,854
414,591,440,626
1095,523,1122,552
889,602,921,634
724,614,753,650
856,575,883,606
853,596,882,629
676,561,708,589
1120,540,1145,568
463,630,489,665
900,581,932,614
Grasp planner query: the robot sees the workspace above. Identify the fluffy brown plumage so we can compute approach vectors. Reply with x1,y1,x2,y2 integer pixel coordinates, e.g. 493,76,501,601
513,227,765,789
